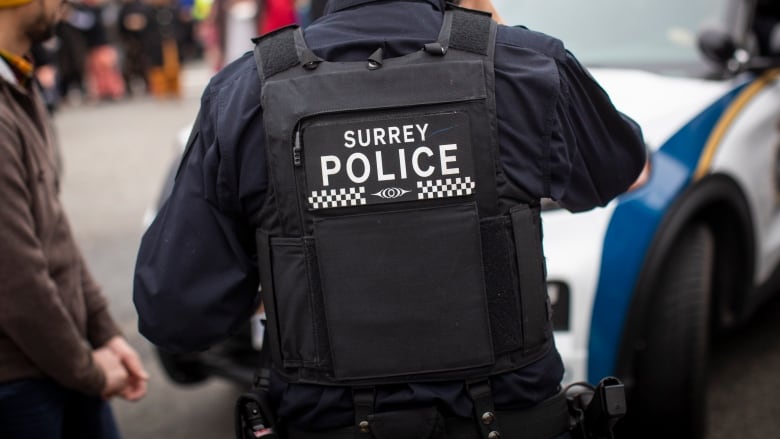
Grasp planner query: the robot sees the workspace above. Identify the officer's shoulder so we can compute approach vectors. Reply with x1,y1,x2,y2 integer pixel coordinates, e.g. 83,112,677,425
496,24,566,61
204,51,259,97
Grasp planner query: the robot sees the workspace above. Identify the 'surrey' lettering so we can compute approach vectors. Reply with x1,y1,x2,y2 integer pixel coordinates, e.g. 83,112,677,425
303,112,476,209
343,123,428,147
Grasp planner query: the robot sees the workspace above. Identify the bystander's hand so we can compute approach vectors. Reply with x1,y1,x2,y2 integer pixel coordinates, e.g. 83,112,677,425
105,336,149,401
458,0,504,24
92,347,129,399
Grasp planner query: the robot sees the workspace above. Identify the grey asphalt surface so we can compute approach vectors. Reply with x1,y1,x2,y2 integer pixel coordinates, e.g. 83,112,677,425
54,60,780,439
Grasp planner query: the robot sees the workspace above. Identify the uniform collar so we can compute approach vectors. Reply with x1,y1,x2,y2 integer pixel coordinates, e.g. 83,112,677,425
324,0,446,14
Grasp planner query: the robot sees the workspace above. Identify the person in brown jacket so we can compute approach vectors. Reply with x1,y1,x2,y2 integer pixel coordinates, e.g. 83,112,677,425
0,0,149,436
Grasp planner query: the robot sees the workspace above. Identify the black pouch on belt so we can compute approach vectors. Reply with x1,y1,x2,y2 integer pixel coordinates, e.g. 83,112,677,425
367,407,447,439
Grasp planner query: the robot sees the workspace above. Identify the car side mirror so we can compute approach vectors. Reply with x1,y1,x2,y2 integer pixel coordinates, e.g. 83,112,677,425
698,27,737,65
770,22,780,56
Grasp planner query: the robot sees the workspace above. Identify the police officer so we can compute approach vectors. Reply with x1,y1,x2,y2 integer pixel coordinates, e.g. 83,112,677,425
133,1,646,438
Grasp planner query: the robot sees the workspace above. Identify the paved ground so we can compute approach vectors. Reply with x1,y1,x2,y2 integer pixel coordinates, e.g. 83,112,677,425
56,62,239,438
54,60,780,439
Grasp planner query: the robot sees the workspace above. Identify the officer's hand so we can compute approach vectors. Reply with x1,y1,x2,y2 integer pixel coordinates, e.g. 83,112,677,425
93,347,129,399
627,159,650,192
458,0,504,24
105,335,149,401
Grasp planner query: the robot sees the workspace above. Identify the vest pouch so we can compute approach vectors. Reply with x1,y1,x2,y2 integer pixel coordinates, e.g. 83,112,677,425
314,202,494,380
510,205,552,350
267,237,325,369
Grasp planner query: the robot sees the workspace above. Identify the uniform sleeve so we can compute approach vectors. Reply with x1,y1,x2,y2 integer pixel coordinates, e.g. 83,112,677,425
548,50,646,212
133,85,263,353
0,132,105,396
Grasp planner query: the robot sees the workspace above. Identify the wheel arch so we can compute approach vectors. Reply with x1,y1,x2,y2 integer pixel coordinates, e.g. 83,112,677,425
614,173,755,389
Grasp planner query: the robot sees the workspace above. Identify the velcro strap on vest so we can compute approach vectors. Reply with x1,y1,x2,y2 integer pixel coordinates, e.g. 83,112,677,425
253,25,300,81
448,6,493,55
254,8,494,83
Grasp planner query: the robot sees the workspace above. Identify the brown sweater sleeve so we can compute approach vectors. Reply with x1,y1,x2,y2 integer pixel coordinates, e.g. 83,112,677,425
78,250,123,347
0,136,105,396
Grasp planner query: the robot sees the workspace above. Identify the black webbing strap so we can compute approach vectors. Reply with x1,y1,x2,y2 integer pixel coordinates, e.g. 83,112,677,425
352,387,375,439
466,379,500,439
253,25,324,83
448,6,493,56
286,390,572,439
425,7,454,55
426,7,493,56
510,205,550,351
253,26,299,82
480,217,523,354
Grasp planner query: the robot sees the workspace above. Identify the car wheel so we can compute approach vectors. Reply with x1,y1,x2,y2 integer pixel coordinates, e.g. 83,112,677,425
155,348,211,385
623,223,713,439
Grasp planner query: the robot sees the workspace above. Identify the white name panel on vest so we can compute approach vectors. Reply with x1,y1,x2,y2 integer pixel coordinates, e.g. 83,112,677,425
303,112,476,210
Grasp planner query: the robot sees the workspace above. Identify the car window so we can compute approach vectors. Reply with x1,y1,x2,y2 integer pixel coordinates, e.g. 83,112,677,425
494,0,730,73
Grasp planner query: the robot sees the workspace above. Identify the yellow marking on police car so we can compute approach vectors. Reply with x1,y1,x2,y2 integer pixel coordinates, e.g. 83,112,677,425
695,69,780,180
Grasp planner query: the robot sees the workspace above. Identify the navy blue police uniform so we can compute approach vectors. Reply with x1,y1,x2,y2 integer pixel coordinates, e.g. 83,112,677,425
134,0,645,437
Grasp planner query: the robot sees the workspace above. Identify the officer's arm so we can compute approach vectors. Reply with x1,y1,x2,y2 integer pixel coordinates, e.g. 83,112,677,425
133,89,261,354
550,50,647,212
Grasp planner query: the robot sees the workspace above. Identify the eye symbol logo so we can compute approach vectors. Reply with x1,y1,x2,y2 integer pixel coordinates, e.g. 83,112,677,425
372,187,411,199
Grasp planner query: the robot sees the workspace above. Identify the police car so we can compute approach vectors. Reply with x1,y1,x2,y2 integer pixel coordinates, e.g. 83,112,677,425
148,1,780,438
495,0,780,437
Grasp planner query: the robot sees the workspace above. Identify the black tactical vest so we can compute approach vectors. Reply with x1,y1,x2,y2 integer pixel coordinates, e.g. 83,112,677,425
252,7,552,387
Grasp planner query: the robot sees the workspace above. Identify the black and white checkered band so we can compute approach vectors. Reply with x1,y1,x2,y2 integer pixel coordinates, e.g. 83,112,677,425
308,187,367,209
417,177,476,200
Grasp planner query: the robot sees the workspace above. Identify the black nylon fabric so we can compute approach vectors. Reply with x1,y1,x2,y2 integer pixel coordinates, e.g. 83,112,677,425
254,26,301,80
480,216,523,354
315,203,492,381
449,6,491,55
253,7,551,386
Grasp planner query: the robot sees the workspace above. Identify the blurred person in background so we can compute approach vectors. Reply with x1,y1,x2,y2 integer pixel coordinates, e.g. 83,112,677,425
175,0,204,61
31,38,61,112
145,0,182,98
55,8,88,102
258,0,295,34
58,0,125,101
0,0,149,436
80,0,125,101
199,0,304,72
117,0,152,96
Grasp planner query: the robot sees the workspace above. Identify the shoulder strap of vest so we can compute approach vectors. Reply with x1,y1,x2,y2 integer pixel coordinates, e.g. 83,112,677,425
442,4,496,57
253,25,322,83
253,6,497,83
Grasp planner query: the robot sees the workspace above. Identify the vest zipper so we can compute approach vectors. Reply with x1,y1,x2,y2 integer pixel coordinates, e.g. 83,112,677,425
292,124,308,234
293,127,302,167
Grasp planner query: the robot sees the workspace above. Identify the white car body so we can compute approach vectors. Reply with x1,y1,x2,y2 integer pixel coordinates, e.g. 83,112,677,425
545,68,780,383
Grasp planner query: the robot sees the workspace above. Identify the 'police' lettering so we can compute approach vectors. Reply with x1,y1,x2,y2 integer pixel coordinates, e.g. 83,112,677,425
321,156,341,186
320,144,460,186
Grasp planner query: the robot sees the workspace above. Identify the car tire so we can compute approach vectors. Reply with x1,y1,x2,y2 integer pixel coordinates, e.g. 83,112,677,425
155,348,211,385
622,223,713,439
